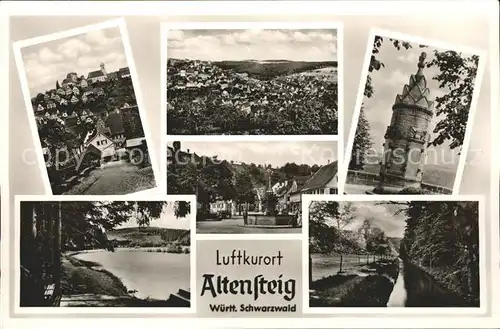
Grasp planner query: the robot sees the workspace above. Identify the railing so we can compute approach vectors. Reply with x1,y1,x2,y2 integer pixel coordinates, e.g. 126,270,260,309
346,170,452,194
346,170,379,186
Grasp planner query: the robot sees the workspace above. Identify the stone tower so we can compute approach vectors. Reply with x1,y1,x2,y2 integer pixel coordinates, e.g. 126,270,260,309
375,52,434,193
100,62,108,78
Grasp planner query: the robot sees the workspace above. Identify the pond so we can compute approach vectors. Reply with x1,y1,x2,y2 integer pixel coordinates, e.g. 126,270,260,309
75,250,190,300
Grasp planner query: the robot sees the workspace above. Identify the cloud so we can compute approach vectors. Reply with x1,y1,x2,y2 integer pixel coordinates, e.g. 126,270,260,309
168,29,337,61
85,30,109,46
57,38,92,59
38,47,63,63
167,29,185,42
21,26,127,95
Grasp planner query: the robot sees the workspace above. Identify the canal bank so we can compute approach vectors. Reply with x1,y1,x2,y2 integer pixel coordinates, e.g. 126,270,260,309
309,258,400,307
61,251,189,307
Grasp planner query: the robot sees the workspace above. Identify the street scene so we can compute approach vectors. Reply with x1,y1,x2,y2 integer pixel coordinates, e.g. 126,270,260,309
166,28,338,135
346,34,482,195
19,200,191,307
16,23,157,195
167,141,338,234
308,200,480,308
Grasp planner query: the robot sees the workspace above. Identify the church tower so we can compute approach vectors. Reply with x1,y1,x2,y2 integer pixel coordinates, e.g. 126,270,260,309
375,52,434,193
100,62,108,78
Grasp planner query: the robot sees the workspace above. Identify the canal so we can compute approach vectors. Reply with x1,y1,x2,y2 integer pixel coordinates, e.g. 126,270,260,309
387,258,472,307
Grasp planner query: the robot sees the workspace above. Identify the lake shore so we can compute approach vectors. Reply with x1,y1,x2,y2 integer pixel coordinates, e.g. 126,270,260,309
309,258,399,307
62,251,182,307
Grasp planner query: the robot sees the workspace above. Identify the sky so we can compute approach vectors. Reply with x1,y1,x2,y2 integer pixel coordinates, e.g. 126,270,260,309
117,202,191,230
167,28,337,62
21,26,128,95
358,36,479,169
168,141,338,167
318,201,407,238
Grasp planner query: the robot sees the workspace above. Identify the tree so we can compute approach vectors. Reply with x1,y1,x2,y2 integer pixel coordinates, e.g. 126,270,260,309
426,51,480,150
234,171,256,215
394,200,480,305
309,201,357,274
364,36,479,150
350,106,373,170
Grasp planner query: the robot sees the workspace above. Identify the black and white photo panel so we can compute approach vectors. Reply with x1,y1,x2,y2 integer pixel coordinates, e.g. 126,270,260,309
163,22,342,136
15,195,195,314
13,19,159,195
343,30,486,195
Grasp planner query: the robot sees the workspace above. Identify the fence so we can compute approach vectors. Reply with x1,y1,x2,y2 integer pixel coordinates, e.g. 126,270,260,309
346,170,453,194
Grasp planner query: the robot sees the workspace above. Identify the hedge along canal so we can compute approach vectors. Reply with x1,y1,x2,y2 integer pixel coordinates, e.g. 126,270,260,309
73,249,190,300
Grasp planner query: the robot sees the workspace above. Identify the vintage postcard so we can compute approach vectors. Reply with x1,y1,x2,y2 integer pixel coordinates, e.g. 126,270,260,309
302,194,486,315
13,18,159,195
14,195,196,315
342,29,486,195
166,140,338,235
162,22,342,136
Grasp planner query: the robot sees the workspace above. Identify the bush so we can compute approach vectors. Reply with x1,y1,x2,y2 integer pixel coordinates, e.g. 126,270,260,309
183,247,190,254
399,187,425,194
166,244,183,253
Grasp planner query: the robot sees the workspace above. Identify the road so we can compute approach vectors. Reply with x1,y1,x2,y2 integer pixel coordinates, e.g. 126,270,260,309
65,163,156,195
196,217,301,234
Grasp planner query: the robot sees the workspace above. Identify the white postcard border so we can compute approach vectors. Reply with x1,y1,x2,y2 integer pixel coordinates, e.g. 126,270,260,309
301,194,488,315
12,18,161,196
162,20,343,140
340,28,488,196
13,194,197,316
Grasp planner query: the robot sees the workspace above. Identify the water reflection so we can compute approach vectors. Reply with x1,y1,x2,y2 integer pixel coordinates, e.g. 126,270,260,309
388,260,472,307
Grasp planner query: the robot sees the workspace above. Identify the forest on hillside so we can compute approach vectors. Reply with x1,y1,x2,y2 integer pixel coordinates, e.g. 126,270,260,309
214,60,338,80
20,201,190,253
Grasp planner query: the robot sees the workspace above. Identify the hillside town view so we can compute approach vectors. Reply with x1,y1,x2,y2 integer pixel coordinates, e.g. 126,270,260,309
166,28,338,135
167,141,338,234
19,27,156,195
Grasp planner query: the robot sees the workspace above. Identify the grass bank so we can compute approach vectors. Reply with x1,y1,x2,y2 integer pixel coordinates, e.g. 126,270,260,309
310,259,399,307
61,253,179,307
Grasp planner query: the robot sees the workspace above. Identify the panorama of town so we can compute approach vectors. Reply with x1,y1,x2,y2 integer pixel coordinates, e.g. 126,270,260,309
166,59,338,135
30,63,156,195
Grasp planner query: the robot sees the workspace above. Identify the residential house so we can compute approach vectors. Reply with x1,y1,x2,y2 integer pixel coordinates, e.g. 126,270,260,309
108,72,118,80
72,86,80,95
76,144,102,172
88,70,107,84
84,130,116,163
289,161,338,213
79,77,89,88
105,110,126,146
275,176,310,213
70,95,79,105
118,67,131,79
